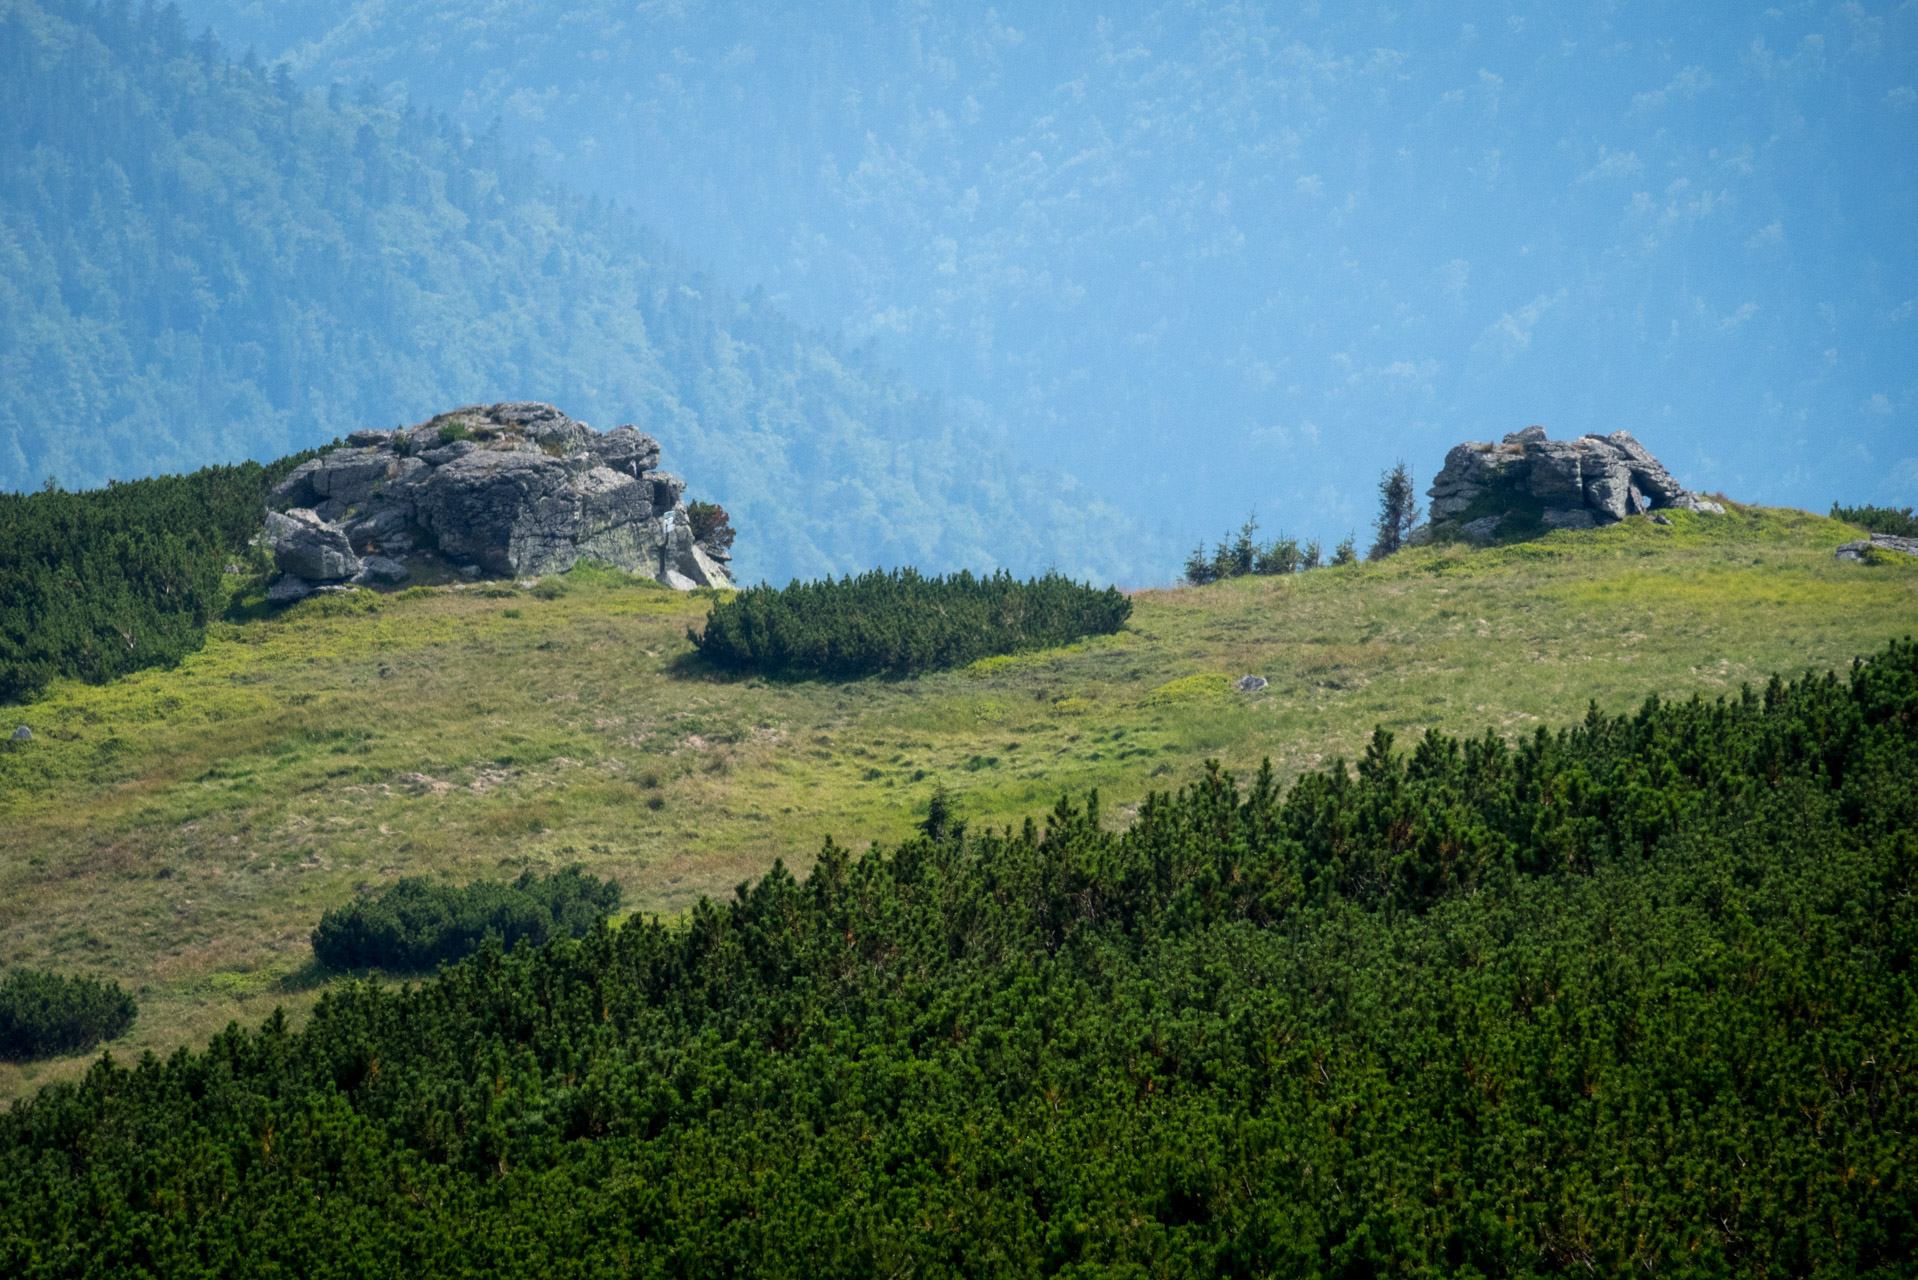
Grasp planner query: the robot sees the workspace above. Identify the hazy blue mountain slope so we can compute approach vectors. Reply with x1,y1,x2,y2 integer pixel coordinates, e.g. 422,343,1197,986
0,0,1132,584
185,0,1918,550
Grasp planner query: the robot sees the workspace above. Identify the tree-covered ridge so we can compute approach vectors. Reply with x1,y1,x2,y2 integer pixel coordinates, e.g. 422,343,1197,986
692,568,1132,677
2,639,1911,1275
0,0,1130,584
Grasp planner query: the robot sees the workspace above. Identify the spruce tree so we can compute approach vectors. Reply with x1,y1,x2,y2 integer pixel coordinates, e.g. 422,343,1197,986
1368,461,1421,560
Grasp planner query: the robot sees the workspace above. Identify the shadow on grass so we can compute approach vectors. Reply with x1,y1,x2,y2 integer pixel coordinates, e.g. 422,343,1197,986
272,959,337,994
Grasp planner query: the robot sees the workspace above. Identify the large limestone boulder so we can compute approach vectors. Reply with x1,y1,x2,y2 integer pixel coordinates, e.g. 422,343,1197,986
266,402,733,589
1426,427,1719,541
265,509,361,581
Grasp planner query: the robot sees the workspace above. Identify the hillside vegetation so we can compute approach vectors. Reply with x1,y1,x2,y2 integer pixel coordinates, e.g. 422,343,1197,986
0,0,1125,582
0,503,1912,1102
0,455,322,701
1,630,1912,1272
692,569,1132,677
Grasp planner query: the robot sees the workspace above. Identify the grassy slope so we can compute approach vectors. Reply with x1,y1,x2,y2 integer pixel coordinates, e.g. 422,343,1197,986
1,504,1912,1098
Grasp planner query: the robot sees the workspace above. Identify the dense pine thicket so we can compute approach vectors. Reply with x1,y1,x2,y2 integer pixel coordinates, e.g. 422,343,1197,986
692,569,1132,676
0,0,1129,584
312,868,623,972
4,641,1914,1276
0,970,135,1062
1834,503,1918,538
0,453,317,702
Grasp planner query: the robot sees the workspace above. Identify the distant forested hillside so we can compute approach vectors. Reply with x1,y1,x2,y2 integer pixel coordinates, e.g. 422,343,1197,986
175,0,1918,539
0,0,1130,584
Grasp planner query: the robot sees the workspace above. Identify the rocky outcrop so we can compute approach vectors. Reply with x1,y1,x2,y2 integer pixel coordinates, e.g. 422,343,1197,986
1836,534,1918,562
265,508,361,581
1428,425,1725,543
263,402,734,595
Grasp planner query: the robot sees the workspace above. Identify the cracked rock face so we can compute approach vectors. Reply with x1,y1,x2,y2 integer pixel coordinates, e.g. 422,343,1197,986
1427,426,1723,542
265,402,732,590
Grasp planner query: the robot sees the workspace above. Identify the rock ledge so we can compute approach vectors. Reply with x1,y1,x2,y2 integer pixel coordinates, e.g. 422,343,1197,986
1427,425,1723,543
264,403,732,595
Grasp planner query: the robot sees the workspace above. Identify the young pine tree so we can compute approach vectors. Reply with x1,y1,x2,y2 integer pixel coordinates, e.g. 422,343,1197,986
1331,532,1358,566
1184,542,1218,586
1368,462,1421,560
921,783,965,843
1226,514,1259,577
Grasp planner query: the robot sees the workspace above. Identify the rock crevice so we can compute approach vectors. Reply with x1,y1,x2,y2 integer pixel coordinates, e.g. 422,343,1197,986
1427,425,1724,543
264,403,732,597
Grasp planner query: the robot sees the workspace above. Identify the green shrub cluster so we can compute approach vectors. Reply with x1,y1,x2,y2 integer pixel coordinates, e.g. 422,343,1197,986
685,500,736,555
0,454,319,703
692,568,1131,676
311,867,623,972
3,640,1913,1274
1184,513,1327,585
0,969,136,1062
1834,503,1918,538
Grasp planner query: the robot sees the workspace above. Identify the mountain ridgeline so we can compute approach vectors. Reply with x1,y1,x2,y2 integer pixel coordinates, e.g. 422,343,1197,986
0,0,1128,585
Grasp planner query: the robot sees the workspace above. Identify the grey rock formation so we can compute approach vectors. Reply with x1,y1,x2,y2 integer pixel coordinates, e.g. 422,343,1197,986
266,574,312,602
1836,534,1918,562
1461,514,1504,543
267,403,733,590
11,725,31,741
1427,427,1721,541
1234,675,1268,693
352,555,409,584
265,509,362,581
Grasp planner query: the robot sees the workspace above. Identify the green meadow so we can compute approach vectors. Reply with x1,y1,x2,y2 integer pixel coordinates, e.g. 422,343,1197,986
1,503,1912,1098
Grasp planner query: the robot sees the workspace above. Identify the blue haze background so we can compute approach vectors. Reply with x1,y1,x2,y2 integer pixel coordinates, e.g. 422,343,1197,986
145,1,1918,564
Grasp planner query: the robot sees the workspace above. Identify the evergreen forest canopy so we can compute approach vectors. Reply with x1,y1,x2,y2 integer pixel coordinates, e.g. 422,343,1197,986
691,569,1132,677
0,0,1133,585
2,639,1912,1275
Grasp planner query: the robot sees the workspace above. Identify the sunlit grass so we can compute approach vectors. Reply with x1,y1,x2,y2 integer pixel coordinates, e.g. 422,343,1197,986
0,503,1912,1096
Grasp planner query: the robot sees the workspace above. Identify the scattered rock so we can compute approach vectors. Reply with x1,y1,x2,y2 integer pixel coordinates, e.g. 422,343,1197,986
265,509,361,581
267,402,733,590
10,725,30,741
351,555,409,584
1542,508,1597,531
1836,534,1918,563
1427,427,1719,541
1461,515,1504,542
1652,513,1674,527
1234,675,1268,693
265,574,312,602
